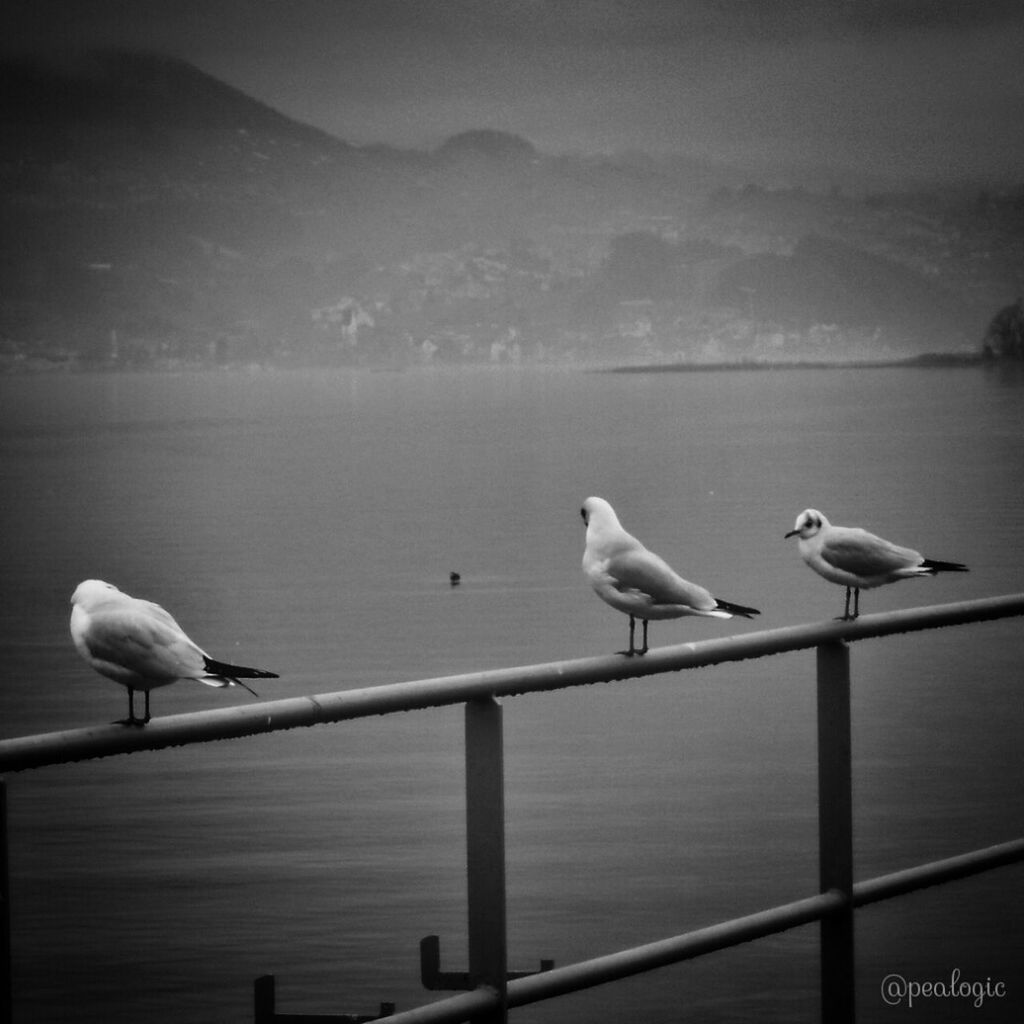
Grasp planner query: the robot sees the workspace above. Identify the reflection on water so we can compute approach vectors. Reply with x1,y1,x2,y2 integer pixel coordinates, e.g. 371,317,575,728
1,365,1023,1023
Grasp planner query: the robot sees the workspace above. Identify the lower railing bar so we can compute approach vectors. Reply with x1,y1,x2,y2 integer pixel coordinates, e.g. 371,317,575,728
506,839,1024,1013
852,837,1024,908
4,594,1023,774
506,891,844,1008
376,893,841,1024
382,836,1024,1023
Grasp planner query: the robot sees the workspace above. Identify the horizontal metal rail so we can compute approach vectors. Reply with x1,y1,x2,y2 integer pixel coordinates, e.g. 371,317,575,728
2,593,1023,773
375,838,1024,1024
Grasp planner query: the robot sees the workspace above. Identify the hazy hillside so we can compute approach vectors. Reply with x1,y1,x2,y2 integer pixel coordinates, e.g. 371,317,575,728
1,49,1021,368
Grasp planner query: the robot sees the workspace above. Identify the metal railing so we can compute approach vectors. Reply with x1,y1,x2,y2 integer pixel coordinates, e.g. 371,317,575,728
2,593,1024,1024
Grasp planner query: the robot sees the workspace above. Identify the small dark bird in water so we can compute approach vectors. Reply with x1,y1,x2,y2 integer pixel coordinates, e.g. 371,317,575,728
449,572,462,586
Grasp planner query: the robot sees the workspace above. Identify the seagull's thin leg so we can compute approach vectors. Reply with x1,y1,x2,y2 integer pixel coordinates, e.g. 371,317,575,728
118,687,141,727
852,588,860,619
118,687,149,727
640,619,649,655
620,616,637,656
837,587,852,621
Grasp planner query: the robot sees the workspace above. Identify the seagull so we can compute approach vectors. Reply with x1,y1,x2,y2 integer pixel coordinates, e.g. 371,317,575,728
784,509,969,620
70,579,279,725
580,497,760,655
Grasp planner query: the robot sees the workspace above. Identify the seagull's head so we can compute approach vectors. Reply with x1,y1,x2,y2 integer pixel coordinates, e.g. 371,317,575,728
785,509,827,540
71,579,120,609
580,496,617,530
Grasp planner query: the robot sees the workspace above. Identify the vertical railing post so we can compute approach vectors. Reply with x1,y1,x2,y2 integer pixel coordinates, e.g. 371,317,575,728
1,780,11,1024
253,974,275,1024
464,697,507,1024
816,642,854,1023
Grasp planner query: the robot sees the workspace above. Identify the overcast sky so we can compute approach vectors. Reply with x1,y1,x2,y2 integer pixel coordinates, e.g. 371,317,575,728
6,0,1024,181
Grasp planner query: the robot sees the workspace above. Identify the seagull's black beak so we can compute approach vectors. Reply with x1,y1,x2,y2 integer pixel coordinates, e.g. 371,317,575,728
784,529,799,539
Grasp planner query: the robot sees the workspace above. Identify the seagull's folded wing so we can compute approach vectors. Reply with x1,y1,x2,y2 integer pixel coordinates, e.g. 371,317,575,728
84,607,207,681
606,548,715,609
820,528,920,578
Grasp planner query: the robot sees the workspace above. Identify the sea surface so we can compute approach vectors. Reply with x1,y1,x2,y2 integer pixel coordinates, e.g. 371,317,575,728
1,364,1023,1024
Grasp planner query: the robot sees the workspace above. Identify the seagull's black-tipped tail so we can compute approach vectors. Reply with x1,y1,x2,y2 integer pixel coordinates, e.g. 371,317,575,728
920,558,969,575
714,598,760,619
203,656,279,682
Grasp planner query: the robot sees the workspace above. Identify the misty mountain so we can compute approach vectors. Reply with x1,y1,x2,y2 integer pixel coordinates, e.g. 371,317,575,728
1,49,347,142
1,49,1018,367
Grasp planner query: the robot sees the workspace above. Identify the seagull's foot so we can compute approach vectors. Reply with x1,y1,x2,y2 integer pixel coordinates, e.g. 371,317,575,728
617,647,648,657
114,716,148,727
833,614,858,622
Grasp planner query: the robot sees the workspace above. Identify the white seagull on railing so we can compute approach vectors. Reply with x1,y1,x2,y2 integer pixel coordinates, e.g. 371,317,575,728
784,509,969,620
70,579,278,726
580,497,760,656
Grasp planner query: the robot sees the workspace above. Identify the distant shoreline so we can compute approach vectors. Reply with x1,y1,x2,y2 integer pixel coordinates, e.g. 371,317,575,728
599,352,989,373
2,351,1007,376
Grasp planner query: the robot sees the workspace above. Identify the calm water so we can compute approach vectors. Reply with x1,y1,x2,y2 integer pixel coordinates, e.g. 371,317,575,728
1,365,1023,1024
